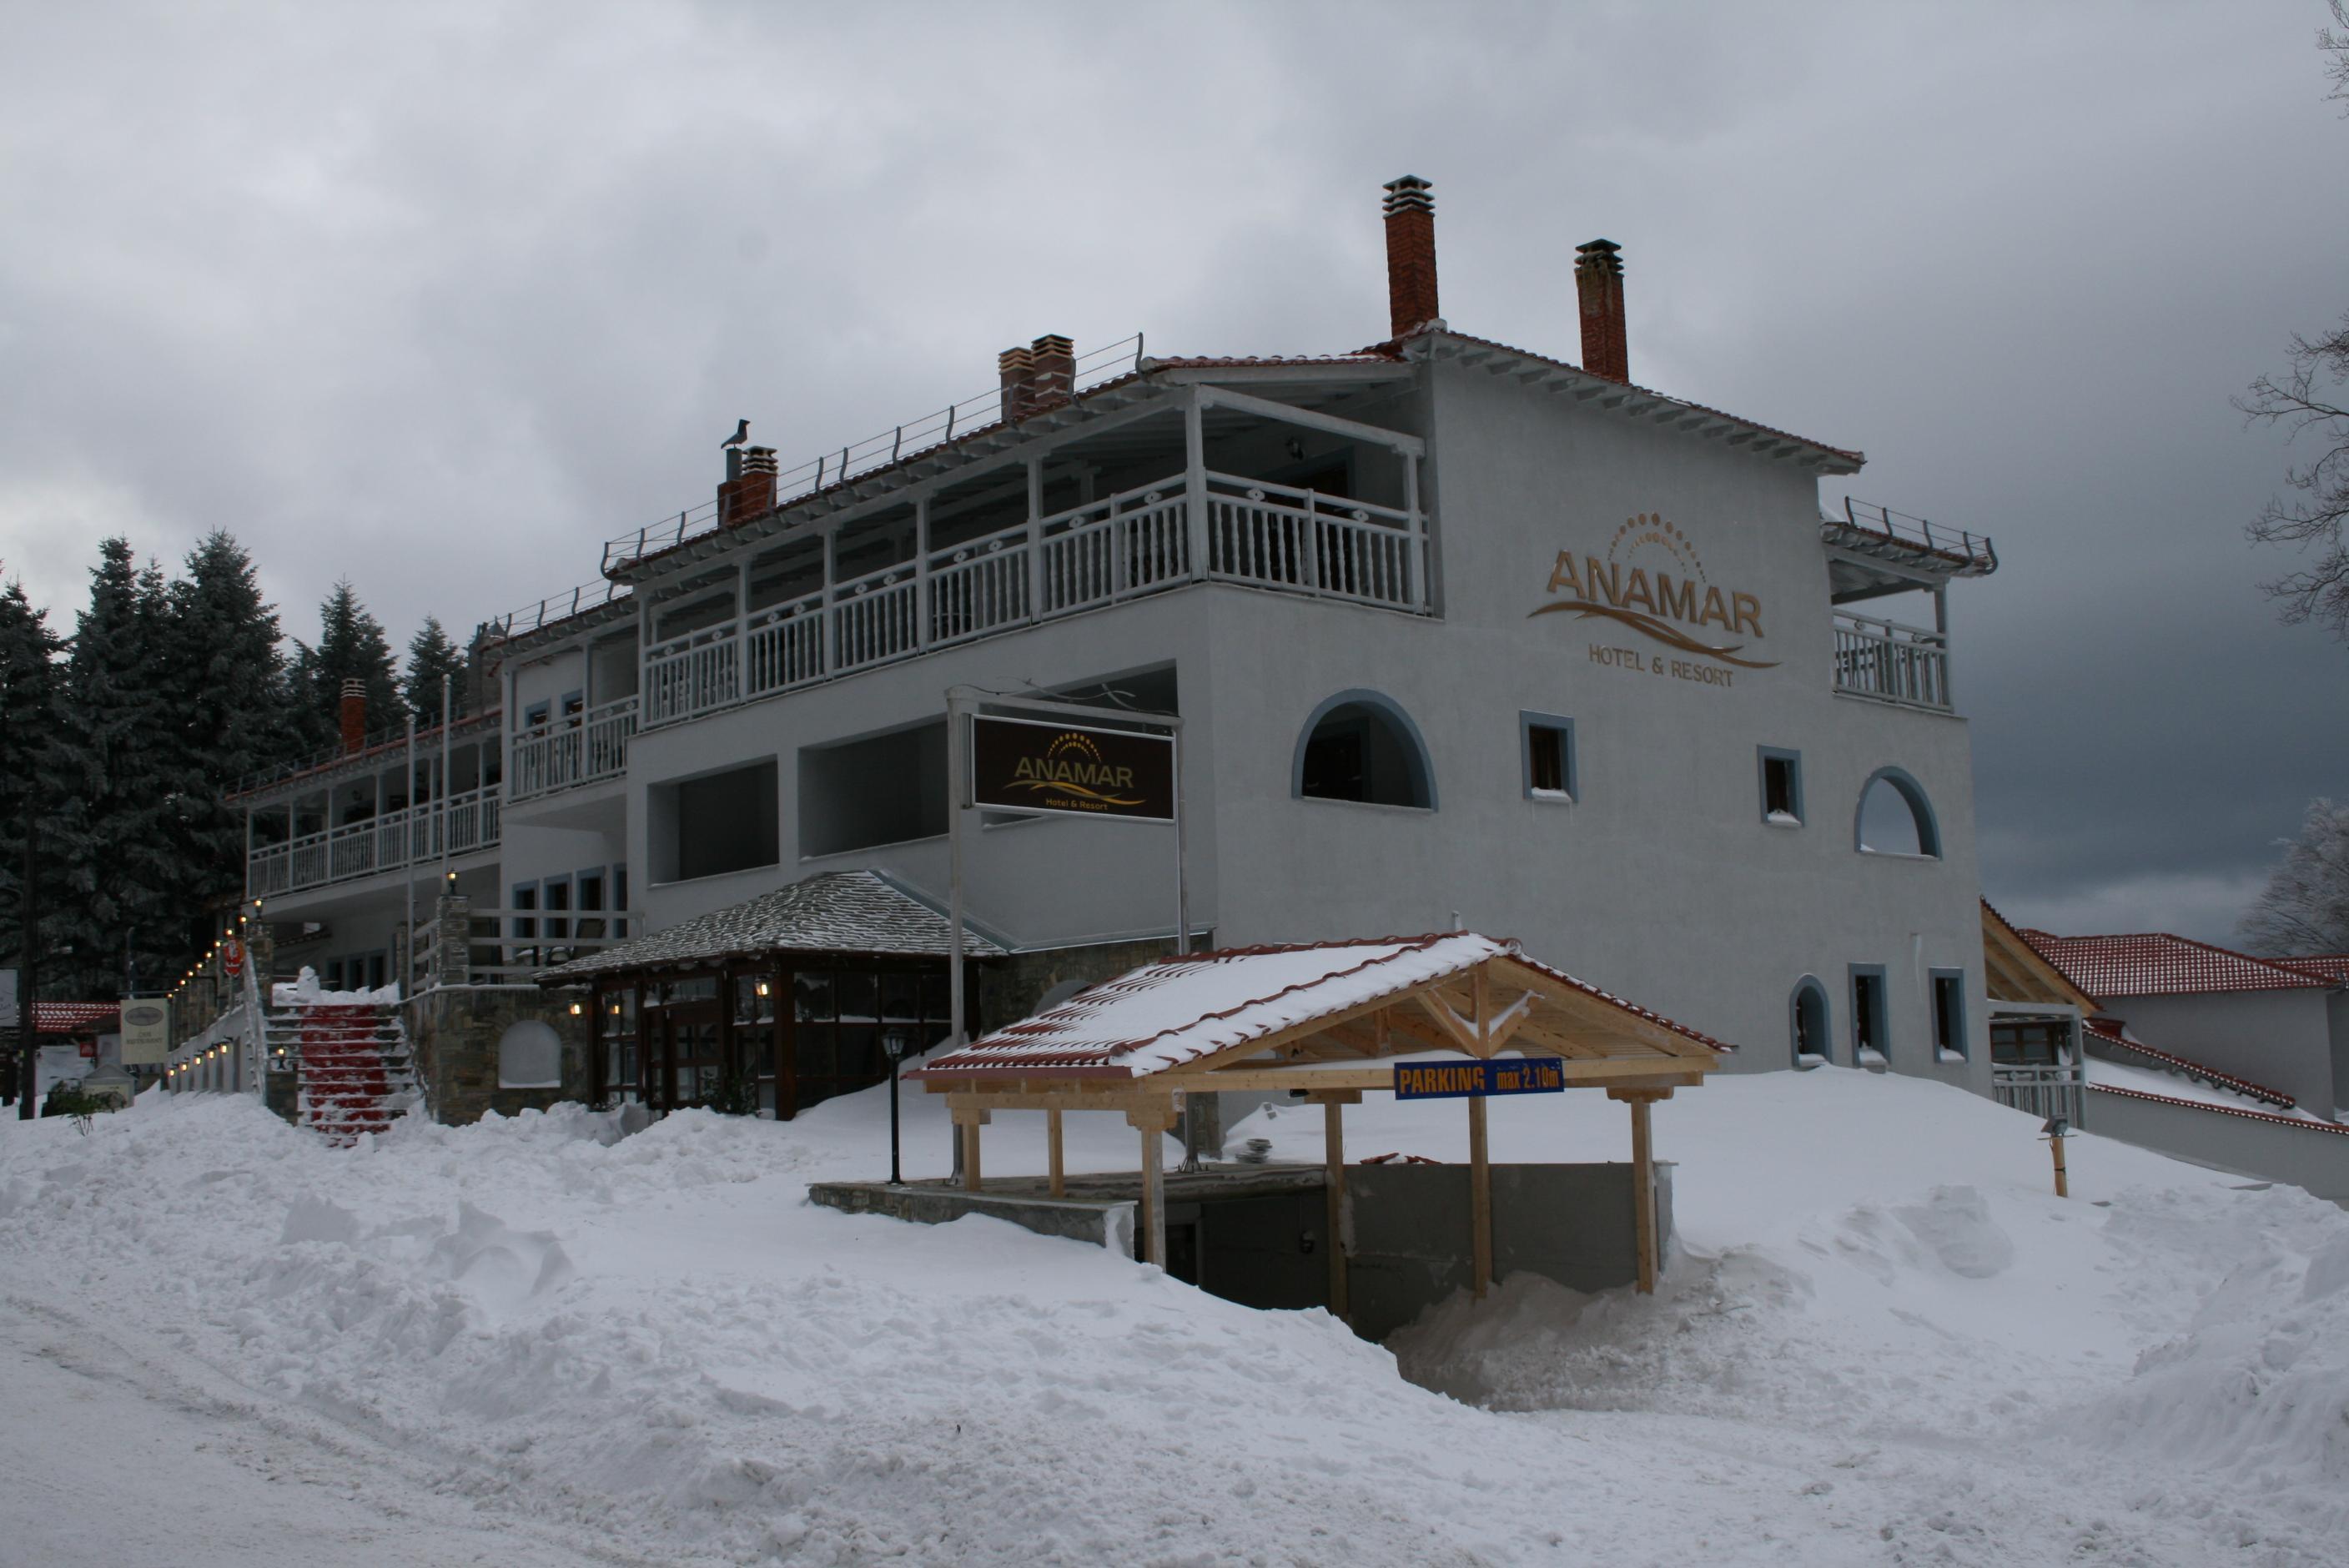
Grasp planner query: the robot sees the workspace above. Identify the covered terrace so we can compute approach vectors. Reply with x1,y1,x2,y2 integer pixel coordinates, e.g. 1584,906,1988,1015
894,933,1728,1316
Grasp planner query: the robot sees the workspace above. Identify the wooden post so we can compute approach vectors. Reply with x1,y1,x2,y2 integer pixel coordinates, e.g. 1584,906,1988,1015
952,1106,989,1193
1323,1097,1349,1320
1048,1108,1065,1198
1629,1097,1657,1294
1467,1095,1492,1299
1129,1101,1174,1269
2050,1133,2069,1199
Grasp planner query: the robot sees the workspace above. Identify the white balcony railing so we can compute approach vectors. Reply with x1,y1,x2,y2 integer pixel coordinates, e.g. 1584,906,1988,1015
247,785,501,898
1832,611,1951,712
509,696,639,802
638,467,1428,731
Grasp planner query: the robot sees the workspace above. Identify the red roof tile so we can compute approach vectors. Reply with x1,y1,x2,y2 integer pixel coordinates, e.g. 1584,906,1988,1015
26,1002,119,1033
2283,953,2349,983
2018,931,2335,999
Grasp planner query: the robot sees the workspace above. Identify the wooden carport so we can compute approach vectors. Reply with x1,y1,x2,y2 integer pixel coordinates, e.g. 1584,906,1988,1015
908,932,1730,1303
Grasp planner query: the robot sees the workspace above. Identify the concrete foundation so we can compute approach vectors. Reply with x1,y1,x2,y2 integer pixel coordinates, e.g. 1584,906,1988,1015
808,1159,1672,1339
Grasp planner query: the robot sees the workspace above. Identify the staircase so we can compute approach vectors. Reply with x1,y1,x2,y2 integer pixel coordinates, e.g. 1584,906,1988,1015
272,1000,419,1144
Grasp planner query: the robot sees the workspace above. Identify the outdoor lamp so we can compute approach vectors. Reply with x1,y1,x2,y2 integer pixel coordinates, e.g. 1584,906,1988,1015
2040,1117,2072,1198
882,1027,912,1185
568,1002,582,1016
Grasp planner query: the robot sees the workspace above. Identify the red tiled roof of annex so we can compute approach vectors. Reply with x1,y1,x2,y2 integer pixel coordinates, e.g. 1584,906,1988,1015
2284,953,2349,983
2018,930,2334,999
909,932,1729,1084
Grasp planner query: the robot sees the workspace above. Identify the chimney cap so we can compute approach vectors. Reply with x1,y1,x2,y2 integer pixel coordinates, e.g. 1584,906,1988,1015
1575,238,1624,268
1382,174,1434,214
340,678,365,697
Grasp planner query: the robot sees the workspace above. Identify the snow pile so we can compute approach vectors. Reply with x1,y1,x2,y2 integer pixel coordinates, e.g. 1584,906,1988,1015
272,966,402,1007
6,1070,2348,1563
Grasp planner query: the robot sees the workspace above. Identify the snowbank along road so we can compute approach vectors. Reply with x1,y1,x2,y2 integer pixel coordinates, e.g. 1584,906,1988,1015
2,1070,2344,1565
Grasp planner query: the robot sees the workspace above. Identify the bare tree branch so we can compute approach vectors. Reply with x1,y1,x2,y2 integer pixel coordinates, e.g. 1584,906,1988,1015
2238,7,2349,638
2239,797,2349,955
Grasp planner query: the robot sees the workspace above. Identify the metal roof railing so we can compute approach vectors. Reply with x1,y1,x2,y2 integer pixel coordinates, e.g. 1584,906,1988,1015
600,333,1146,575
487,578,633,640
1833,498,1998,573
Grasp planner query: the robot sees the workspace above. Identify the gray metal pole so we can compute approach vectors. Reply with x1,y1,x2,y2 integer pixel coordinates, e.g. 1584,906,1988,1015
404,711,415,998
946,687,967,1183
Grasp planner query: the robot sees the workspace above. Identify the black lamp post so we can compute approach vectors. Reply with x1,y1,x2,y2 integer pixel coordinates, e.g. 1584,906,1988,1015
883,1027,910,1184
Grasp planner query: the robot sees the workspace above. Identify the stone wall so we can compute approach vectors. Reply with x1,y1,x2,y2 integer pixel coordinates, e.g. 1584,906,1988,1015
975,937,1188,1033
406,984,593,1126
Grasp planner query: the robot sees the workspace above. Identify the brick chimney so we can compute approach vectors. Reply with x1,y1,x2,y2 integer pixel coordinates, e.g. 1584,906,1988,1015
719,445,778,525
1574,239,1629,384
998,345,1035,424
339,678,367,755
1382,175,1439,339
1029,334,1074,406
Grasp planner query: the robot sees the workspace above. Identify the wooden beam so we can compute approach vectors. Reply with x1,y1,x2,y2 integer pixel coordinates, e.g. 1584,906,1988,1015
1324,1098,1349,1322
1414,992,1481,1054
1047,1108,1065,1198
1468,1096,1492,1299
1174,1061,1709,1093
1628,1098,1656,1294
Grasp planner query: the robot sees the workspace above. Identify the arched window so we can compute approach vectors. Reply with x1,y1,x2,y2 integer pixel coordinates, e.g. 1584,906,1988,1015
1790,977,1831,1067
1292,690,1436,810
1855,766,1940,857
497,1019,564,1088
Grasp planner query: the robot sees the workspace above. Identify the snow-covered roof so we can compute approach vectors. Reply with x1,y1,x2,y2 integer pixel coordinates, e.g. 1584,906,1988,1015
535,871,1003,984
2081,1019,2298,1111
910,933,1728,1084
22,1002,119,1034
2018,930,2334,999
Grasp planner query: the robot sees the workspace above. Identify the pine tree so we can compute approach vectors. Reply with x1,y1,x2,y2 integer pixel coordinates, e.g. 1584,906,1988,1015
0,575,67,1005
159,532,296,928
289,580,405,751
50,540,182,996
403,616,468,726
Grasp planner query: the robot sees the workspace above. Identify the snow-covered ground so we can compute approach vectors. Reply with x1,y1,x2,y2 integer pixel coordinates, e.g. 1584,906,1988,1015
3,1070,2345,1565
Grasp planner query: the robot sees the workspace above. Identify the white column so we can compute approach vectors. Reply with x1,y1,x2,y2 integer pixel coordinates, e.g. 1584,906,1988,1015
1184,385,1209,580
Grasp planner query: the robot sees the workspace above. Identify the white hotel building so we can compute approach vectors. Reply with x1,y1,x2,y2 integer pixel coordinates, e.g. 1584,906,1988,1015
230,177,1999,1117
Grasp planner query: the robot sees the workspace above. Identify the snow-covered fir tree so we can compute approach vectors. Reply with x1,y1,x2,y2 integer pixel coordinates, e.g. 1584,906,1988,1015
159,531,297,923
289,580,405,751
0,574,66,999
50,540,184,995
402,616,468,725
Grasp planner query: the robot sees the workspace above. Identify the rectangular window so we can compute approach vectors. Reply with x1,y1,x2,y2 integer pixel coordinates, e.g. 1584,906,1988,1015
523,700,550,728
798,723,945,857
1520,711,1576,802
1850,966,1889,1063
651,760,780,882
1758,746,1803,824
1930,969,1966,1061
511,883,537,942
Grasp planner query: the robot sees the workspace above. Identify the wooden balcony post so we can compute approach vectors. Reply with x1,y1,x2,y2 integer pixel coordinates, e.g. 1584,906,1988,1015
953,1105,989,1192
913,494,933,650
1322,1096,1350,1320
1467,1094,1491,1298
1025,456,1044,620
1047,1108,1065,1197
1129,1098,1178,1267
1184,384,1209,580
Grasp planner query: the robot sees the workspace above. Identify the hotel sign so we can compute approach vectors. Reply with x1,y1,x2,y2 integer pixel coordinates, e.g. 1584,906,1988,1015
1392,1058,1567,1100
970,716,1174,822
119,998,171,1065
1529,511,1776,682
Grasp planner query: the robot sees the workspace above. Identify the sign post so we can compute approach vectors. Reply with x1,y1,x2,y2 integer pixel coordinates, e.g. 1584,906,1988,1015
945,689,1190,1176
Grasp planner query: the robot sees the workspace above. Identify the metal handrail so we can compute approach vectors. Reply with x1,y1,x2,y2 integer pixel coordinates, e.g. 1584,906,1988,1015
488,579,633,640
600,334,1146,574
1835,498,1998,571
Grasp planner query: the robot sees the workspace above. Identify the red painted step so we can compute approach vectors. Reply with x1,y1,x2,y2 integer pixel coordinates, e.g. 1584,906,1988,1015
279,1000,413,1147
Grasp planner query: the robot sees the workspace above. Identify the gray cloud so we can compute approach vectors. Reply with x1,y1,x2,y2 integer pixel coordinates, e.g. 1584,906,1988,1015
3,1,2342,942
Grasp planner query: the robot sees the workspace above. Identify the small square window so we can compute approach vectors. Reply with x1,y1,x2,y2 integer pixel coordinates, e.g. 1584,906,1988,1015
1521,712,1576,802
1758,746,1803,825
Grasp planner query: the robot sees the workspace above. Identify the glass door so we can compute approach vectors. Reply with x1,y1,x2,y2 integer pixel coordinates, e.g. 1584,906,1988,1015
665,1006,723,1108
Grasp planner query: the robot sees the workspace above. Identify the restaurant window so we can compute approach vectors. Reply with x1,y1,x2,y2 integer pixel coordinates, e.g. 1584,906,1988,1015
1930,969,1966,1061
1294,690,1435,809
598,987,639,1100
784,963,957,1117
736,972,777,1116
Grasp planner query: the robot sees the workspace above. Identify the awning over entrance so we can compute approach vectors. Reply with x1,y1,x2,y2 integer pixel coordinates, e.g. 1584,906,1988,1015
908,932,1729,1301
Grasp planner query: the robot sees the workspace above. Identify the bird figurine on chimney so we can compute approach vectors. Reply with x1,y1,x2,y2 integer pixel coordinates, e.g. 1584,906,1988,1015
722,419,750,449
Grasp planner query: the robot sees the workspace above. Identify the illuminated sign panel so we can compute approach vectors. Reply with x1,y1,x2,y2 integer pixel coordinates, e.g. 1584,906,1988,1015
970,716,1174,822
1392,1058,1567,1099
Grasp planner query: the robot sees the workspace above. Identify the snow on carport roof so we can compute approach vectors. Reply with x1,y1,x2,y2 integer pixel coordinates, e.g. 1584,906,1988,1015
908,932,1728,1083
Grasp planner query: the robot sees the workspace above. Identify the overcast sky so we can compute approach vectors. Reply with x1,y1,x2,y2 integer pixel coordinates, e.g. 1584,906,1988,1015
3,2,2344,944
